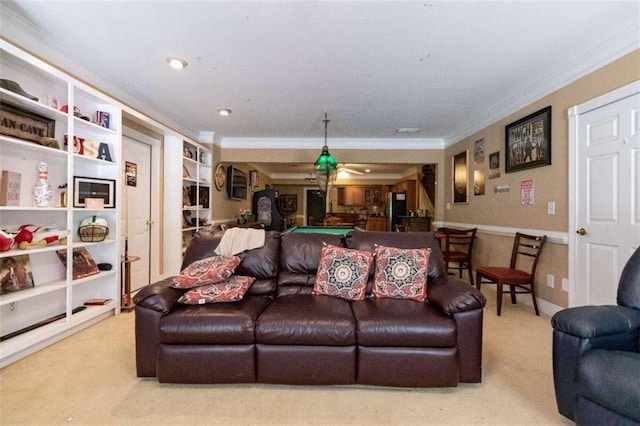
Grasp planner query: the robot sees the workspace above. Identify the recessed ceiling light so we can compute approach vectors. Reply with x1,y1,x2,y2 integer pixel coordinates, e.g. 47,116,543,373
218,109,232,116
396,128,420,133
166,57,188,69
365,169,371,173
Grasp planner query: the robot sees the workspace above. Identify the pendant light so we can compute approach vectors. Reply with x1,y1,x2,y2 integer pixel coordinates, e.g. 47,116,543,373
314,112,337,196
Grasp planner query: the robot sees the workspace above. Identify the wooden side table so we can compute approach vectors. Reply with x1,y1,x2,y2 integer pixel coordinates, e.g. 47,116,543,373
121,255,141,310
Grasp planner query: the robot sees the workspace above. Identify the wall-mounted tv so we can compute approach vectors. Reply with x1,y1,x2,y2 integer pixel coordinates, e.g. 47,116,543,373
227,165,248,200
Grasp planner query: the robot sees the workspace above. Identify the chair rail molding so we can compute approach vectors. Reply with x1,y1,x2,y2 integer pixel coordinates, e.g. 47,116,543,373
432,222,568,245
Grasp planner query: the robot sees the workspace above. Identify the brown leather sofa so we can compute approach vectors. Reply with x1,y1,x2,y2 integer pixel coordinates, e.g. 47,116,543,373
134,229,486,386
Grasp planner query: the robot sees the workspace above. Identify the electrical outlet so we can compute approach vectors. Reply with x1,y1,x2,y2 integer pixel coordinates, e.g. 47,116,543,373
562,278,569,292
9,302,16,312
446,203,451,210
547,274,555,288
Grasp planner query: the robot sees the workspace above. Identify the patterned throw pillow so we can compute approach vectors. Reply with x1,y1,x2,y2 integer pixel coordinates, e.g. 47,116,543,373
373,245,430,302
178,275,255,304
171,255,241,289
314,244,373,301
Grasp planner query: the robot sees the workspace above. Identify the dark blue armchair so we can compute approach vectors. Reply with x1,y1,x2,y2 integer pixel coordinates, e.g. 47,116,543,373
551,247,640,425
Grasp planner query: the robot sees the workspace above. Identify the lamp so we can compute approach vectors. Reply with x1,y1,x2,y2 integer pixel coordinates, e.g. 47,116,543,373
314,112,337,195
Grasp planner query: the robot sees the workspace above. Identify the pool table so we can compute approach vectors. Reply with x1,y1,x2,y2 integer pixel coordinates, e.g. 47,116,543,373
284,225,365,236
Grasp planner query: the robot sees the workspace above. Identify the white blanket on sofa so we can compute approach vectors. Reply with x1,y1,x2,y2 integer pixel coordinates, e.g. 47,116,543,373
214,228,266,256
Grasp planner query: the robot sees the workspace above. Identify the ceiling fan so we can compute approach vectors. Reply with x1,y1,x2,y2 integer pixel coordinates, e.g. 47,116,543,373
337,164,364,176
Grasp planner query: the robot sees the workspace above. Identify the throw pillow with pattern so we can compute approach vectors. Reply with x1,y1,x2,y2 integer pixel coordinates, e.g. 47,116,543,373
314,244,373,301
373,245,430,302
171,255,241,289
178,275,255,304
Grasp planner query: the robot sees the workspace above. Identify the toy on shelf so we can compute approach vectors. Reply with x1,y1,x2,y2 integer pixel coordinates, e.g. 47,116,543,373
14,224,69,250
0,230,15,252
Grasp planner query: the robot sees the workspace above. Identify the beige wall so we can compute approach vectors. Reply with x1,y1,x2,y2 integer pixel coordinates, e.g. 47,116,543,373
444,49,640,309
207,50,639,310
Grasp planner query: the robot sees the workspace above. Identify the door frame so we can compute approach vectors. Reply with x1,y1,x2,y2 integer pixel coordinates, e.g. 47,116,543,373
122,126,162,283
568,79,640,307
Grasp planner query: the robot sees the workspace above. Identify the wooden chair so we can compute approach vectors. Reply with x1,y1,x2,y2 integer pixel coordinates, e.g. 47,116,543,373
441,227,477,286
475,232,547,316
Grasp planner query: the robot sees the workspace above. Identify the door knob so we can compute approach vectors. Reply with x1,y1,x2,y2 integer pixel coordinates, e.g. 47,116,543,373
576,228,586,236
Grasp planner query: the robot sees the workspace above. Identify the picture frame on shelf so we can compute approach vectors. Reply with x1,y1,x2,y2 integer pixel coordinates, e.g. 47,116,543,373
0,170,21,206
505,106,552,173
0,255,34,295
73,176,116,208
56,247,99,280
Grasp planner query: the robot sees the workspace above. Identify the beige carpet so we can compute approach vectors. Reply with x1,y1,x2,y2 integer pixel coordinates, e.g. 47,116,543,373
0,287,573,426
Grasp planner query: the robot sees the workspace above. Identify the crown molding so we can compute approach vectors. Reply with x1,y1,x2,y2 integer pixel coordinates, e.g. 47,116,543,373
219,137,445,150
444,22,640,147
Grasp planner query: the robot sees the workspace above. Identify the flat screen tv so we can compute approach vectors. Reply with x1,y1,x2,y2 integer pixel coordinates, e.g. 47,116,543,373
227,165,248,200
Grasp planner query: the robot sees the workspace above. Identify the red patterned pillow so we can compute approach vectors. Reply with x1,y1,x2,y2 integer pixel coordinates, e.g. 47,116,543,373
178,275,255,304
171,255,241,289
373,245,430,302
314,244,373,301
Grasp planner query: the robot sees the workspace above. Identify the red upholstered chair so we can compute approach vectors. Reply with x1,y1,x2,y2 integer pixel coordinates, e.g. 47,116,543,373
475,232,547,316
441,227,477,286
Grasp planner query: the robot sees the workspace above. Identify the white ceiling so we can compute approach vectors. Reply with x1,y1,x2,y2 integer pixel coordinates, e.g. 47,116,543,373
1,1,639,177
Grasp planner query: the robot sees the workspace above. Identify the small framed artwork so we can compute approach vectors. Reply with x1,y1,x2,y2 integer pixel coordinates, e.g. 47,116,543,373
452,150,469,204
73,176,116,208
505,106,552,173
489,151,501,179
279,194,298,212
249,170,258,189
125,161,137,187
474,138,485,163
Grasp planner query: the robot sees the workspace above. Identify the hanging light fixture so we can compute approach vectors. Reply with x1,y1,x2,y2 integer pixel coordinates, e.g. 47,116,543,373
314,112,338,196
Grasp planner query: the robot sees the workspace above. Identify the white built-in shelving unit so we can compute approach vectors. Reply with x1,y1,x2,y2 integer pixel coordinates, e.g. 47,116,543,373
0,40,121,367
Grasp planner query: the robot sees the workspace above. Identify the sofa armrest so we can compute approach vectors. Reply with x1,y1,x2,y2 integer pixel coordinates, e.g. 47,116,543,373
428,277,487,315
133,277,184,315
552,305,640,341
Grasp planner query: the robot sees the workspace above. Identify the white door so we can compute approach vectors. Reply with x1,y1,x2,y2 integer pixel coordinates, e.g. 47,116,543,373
122,136,152,291
570,83,640,307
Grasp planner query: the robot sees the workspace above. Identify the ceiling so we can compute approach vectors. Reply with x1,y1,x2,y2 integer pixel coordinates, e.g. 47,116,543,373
1,1,638,178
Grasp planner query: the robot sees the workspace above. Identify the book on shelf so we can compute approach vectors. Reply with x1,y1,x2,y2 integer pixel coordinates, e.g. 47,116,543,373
84,298,112,306
56,247,99,280
0,170,21,206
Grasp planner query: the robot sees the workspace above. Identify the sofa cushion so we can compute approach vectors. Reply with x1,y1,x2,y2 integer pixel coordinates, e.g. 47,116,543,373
159,296,271,344
256,294,356,346
171,255,241,289
314,245,372,301
373,245,429,302
177,275,255,304
277,233,345,293
352,298,457,347
577,349,640,422
345,230,446,280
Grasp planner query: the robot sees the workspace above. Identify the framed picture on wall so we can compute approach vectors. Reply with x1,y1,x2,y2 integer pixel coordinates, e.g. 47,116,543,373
452,150,469,204
279,194,297,212
505,106,552,173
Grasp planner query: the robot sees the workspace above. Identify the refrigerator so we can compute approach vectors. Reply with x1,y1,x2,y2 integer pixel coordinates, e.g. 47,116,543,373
386,191,407,231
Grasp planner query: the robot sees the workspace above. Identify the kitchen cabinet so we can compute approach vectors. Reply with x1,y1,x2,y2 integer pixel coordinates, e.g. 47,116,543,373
337,186,381,206
367,216,387,231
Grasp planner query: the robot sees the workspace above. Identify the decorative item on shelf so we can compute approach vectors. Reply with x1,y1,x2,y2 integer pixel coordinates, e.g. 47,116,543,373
78,216,109,242
58,183,67,207
63,134,113,161
183,146,193,159
32,161,53,207
46,95,58,109
59,104,89,121
0,102,55,143
39,137,59,149
0,170,21,206
0,230,15,252
0,255,34,295
314,111,338,197
0,79,38,101
96,110,110,129
85,198,104,209
14,224,69,250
